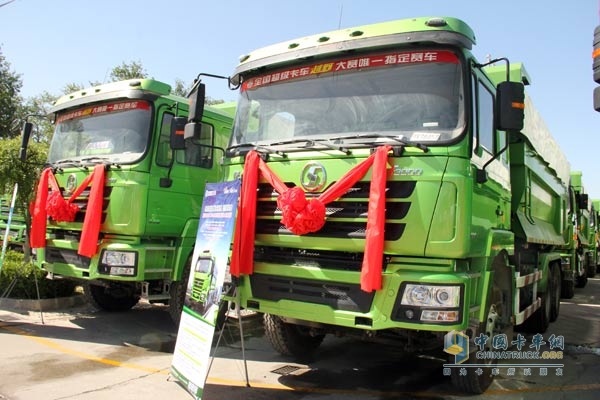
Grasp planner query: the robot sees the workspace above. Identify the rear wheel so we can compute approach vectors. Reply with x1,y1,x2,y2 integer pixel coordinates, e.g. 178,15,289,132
517,273,551,333
84,282,139,312
549,264,561,323
587,253,596,278
263,314,325,358
561,274,575,299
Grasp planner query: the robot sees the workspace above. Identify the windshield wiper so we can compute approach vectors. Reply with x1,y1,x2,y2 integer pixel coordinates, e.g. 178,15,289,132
303,139,351,155
253,138,351,155
51,158,88,171
332,133,430,153
79,156,122,168
226,143,287,158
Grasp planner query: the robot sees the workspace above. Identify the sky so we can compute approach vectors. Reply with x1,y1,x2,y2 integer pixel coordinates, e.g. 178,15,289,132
1,0,600,197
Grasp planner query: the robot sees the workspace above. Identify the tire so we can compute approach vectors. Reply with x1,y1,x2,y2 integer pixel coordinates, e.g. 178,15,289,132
451,262,512,394
575,253,588,288
263,313,325,359
169,257,192,326
561,269,575,299
84,282,139,312
517,276,550,334
549,264,561,323
586,253,596,278
575,274,588,288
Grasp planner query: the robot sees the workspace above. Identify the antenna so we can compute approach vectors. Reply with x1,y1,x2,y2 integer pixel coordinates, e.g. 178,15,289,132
338,3,344,29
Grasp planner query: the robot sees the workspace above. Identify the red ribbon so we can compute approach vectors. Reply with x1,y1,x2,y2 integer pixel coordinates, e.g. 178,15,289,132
230,145,392,292
30,165,106,257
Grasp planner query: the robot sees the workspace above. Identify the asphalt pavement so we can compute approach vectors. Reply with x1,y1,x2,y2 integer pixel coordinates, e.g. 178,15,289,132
0,278,599,400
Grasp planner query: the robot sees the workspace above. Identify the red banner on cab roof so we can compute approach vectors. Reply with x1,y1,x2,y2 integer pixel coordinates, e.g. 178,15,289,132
56,101,150,123
241,50,458,92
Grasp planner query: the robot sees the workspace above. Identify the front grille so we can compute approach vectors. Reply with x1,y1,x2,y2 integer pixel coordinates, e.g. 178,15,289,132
45,247,91,269
254,246,388,272
250,273,374,313
47,185,112,223
255,181,415,240
192,277,206,297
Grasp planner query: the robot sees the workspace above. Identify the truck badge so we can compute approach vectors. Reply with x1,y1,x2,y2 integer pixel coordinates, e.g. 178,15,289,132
65,173,77,195
300,162,327,192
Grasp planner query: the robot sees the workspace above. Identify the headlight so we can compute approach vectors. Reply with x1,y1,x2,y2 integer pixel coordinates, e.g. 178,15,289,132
101,251,137,267
401,284,461,308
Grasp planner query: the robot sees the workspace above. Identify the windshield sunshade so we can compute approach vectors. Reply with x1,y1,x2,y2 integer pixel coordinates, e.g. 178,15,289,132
232,50,465,147
49,100,152,164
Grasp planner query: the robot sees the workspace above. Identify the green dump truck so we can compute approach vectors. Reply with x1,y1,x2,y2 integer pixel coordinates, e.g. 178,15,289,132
569,171,594,286
594,25,600,111
0,192,27,251
20,79,233,323
188,17,576,393
592,199,600,275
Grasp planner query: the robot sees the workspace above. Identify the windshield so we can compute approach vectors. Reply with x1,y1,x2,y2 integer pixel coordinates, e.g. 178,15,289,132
232,49,465,147
48,100,152,164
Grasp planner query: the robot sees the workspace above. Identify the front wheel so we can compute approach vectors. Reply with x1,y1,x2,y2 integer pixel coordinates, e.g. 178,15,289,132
263,314,325,359
84,282,139,312
169,258,191,326
575,253,588,288
451,258,513,394
549,264,561,322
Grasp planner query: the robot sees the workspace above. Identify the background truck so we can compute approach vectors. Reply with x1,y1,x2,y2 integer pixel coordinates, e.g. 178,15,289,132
0,192,27,251
569,171,593,287
594,24,600,111
187,16,581,393
592,199,600,275
20,78,233,323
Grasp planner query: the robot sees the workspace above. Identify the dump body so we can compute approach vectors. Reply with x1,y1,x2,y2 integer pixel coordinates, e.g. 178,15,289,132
30,79,233,314
220,16,571,392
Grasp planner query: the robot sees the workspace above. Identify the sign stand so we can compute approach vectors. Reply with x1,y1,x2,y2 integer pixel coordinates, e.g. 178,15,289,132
0,183,45,324
208,282,250,387
170,180,243,399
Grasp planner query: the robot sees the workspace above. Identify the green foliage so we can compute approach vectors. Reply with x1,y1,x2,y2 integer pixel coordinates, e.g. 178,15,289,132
172,78,190,97
0,250,77,299
0,46,24,139
21,90,56,144
0,136,48,210
110,60,148,81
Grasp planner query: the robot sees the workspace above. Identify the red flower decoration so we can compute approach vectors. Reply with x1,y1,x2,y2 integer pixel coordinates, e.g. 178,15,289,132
46,190,78,222
277,187,326,235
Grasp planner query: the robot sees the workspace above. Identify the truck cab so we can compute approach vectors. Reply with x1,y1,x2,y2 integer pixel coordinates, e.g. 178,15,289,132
22,79,233,323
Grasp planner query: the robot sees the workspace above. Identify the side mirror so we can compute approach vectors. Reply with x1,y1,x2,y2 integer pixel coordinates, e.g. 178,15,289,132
19,122,33,162
594,86,600,112
188,81,206,123
496,81,525,132
169,117,187,150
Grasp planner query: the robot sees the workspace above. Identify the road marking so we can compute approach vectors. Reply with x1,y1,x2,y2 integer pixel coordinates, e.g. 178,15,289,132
2,322,600,397
0,323,168,375
560,302,600,308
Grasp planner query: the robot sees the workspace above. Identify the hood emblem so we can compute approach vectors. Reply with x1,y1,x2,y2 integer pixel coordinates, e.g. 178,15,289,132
65,173,77,196
300,162,327,192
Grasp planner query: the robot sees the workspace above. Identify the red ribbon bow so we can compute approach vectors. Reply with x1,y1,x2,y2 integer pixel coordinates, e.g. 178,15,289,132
230,145,392,292
30,165,106,257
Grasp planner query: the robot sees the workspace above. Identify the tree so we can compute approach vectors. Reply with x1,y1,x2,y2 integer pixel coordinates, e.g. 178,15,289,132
171,78,190,97
109,60,148,82
21,90,57,144
0,46,23,138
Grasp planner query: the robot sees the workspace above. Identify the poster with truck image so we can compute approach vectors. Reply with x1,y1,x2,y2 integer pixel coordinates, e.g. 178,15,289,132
171,180,241,400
